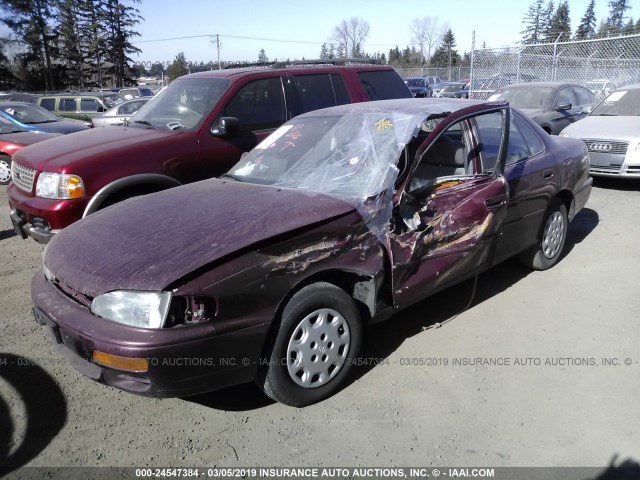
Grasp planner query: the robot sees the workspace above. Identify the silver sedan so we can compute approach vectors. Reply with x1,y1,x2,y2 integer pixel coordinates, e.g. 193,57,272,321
561,84,640,178
92,98,150,127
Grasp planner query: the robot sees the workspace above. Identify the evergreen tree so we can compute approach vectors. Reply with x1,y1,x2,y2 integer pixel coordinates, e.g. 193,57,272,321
167,51,188,82
541,0,557,42
521,0,545,44
258,48,268,64
0,0,57,90
574,0,597,40
102,0,143,88
430,29,461,72
319,43,329,59
605,0,631,36
548,1,571,43
56,0,86,89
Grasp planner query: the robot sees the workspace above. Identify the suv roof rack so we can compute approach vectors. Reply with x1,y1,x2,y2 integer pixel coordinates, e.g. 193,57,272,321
270,58,382,69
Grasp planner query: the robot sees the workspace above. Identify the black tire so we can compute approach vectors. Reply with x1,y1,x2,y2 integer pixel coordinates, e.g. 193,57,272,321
518,200,568,271
258,282,362,407
0,154,12,185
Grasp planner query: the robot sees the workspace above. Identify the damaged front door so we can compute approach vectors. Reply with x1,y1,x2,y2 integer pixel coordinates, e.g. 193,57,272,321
389,108,510,309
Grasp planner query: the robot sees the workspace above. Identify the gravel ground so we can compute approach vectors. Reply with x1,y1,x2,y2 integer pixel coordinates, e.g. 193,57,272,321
1,179,639,476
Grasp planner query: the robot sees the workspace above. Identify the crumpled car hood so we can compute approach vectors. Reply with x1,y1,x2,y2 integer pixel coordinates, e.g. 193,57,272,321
45,179,356,297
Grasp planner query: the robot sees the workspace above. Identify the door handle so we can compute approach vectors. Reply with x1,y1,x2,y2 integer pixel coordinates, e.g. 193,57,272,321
485,194,507,210
543,169,554,179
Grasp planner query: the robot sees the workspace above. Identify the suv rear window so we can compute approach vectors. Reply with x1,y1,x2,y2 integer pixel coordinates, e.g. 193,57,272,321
358,70,411,100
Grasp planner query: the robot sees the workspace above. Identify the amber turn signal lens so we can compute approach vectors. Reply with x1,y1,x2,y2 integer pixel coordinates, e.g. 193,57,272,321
92,350,148,372
67,176,84,199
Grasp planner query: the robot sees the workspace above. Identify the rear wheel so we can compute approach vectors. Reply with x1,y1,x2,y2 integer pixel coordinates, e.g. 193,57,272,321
0,155,12,185
518,200,568,270
259,282,362,407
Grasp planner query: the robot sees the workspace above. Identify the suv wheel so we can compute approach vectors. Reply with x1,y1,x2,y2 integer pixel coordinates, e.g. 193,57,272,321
0,155,12,185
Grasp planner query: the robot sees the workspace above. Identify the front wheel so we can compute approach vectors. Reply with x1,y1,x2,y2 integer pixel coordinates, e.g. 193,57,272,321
258,282,362,407
0,154,12,185
518,200,568,270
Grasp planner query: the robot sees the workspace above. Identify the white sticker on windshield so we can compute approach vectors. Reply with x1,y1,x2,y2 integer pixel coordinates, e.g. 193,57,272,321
606,91,626,102
255,125,293,150
487,94,500,101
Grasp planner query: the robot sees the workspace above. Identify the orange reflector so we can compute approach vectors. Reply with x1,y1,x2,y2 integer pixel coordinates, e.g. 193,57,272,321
67,176,85,199
92,350,148,372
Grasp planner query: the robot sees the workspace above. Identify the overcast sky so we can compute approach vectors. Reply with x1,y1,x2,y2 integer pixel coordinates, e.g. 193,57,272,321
130,0,638,65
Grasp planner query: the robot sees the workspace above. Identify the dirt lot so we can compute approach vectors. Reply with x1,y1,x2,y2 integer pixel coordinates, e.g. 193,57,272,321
1,179,639,476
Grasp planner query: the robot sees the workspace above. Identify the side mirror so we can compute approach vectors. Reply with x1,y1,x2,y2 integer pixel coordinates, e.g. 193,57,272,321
211,117,239,137
556,102,572,111
96,106,106,113
581,105,594,114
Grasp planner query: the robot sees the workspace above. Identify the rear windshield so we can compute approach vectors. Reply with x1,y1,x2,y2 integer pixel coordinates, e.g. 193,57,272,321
358,70,412,100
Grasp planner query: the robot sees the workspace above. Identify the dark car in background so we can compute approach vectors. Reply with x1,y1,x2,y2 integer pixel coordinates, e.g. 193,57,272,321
488,82,596,134
0,103,91,134
9,60,412,243
31,98,591,406
404,77,429,97
434,82,469,98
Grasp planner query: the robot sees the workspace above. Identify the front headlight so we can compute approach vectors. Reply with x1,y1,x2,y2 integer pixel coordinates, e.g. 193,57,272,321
36,172,85,199
91,291,171,329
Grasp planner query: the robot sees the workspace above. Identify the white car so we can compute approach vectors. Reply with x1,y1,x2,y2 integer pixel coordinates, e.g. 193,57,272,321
561,85,640,178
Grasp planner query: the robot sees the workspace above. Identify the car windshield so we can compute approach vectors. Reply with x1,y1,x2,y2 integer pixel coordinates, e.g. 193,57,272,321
0,114,28,133
488,86,553,109
590,89,640,116
101,94,124,107
1,104,59,123
406,79,426,87
227,112,421,200
130,78,230,131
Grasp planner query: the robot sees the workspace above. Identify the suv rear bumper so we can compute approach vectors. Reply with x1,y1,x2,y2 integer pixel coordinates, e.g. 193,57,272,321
7,183,88,243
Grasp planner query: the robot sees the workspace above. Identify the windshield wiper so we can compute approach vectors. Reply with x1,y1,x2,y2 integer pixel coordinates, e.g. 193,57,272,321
595,113,618,116
133,120,157,128
220,173,244,182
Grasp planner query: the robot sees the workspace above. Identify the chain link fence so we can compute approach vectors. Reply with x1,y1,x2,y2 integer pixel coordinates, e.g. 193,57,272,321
469,33,640,99
394,66,471,82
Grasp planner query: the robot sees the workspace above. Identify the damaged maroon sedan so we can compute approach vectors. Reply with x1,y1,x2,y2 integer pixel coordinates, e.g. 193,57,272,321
31,99,592,406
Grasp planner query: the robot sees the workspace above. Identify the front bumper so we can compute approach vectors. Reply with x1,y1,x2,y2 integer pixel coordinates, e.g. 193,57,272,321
31,271,271,397
8,183,88,243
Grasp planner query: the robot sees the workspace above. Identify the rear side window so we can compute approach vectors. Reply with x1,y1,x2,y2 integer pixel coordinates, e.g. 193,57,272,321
80,98,101,112
224,77,286,131
294,74,337,112
331,74,350,105
40,98,55,111
358,70,411,100
573,86,595,106
514,114,544,157
60,98,76,111
292,74,350,112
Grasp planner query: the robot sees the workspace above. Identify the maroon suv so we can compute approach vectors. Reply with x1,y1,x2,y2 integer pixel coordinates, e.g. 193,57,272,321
9,60,411,243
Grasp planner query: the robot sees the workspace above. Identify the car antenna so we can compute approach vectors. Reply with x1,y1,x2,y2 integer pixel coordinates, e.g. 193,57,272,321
423,271,480,330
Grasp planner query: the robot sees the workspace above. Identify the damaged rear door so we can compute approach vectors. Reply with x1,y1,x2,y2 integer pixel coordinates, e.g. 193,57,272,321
389,107,510,309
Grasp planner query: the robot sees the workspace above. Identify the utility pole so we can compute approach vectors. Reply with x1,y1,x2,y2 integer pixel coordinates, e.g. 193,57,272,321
210,34,222,69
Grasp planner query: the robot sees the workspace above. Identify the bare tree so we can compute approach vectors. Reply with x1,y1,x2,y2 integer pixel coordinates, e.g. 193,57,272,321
331,17,370,58
409,16,442,65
